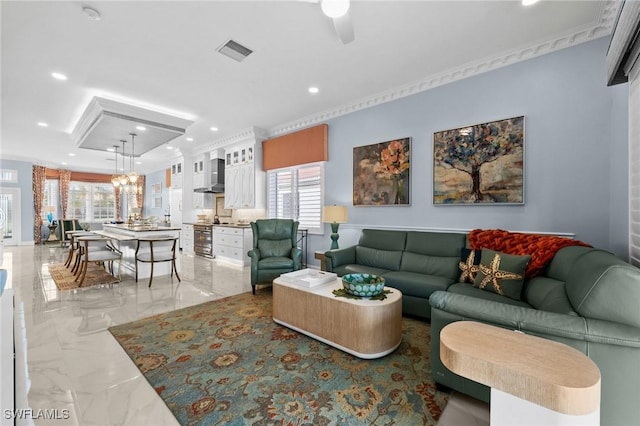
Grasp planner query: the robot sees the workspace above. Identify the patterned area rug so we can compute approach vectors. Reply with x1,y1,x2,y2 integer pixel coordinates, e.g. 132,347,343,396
48,263,118,290
108,291,449,425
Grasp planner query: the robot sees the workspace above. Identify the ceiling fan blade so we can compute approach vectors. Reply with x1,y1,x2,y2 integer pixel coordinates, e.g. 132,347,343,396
332,12,354,44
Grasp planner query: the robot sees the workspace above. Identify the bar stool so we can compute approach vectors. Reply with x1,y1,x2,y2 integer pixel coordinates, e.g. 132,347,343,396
75,235,123,287
135,235,181,287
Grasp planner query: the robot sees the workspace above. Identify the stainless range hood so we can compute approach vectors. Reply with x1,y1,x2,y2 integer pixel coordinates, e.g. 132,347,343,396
194,158,225,193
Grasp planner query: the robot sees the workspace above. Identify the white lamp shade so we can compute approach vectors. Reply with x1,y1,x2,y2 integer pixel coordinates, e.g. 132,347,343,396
322,205,348,223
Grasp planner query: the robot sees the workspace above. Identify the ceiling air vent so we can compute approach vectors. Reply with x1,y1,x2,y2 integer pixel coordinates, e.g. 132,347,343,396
217,39,253,62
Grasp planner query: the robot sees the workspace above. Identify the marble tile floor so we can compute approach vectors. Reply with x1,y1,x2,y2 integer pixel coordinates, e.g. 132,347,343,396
3,244,488,426
6,244,252,426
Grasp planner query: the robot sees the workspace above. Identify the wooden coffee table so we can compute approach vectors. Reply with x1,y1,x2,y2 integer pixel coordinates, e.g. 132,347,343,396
272,277,402,359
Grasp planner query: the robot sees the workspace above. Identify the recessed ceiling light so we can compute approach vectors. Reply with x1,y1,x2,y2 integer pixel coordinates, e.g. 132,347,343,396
321,0,350,18
136,161,142,165
136,125,146,131
308,87,319,94
51,72,68,81
210,127,219,132
68,153,76,157
522,0,538,5
61,162,68,166
82,6,101,20
186,137,194,142
107,147,115,152
166,145,174,150
37,122,48,127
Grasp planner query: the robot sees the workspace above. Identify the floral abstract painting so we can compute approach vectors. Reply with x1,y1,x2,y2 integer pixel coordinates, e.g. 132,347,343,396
353,138,411,206
433,116,524,205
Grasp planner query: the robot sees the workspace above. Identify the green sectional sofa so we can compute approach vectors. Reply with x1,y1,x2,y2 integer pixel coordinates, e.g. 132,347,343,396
325,229,466,318
324,229,640,426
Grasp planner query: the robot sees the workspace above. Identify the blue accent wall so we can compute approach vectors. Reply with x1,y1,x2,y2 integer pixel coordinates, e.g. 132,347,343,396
313,37,629,259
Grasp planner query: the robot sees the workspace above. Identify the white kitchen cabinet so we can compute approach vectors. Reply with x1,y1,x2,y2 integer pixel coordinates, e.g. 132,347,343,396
193,160,204,209
181,223,194,253
224,141,263,209
213,226,253,266
170,159,183,189
240,163,255,208
224,165,241,209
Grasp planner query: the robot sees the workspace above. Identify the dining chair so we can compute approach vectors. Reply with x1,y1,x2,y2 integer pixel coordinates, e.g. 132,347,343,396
134,235,181,287
64,230,95,269
74,235,122,287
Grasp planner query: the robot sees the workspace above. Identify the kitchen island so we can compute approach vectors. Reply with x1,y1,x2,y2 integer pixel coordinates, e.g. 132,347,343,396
95,223,182,279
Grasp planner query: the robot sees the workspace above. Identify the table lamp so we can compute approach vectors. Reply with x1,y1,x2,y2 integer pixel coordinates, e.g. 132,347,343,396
322,205,348,250
44,206,56,224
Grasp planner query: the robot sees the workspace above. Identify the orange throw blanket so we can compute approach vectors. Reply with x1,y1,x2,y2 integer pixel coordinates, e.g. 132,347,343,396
468,229,591,278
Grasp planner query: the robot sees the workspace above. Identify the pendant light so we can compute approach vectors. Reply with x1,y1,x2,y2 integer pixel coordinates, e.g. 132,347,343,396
127,133,139,184
119,140,129,187
111,145,121,187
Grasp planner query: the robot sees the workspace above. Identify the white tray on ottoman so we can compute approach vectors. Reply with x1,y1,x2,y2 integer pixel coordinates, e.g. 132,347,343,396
278,269,337,288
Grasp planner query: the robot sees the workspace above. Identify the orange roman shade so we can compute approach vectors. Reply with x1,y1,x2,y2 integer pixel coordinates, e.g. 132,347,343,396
262,124,328,171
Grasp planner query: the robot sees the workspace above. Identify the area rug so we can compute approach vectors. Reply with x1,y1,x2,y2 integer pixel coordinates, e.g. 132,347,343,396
108,291,449,425
48,263,119,290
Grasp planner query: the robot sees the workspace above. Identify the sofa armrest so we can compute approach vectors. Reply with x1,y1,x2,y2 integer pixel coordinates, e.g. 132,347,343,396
429,291,640,347
324,246,356,272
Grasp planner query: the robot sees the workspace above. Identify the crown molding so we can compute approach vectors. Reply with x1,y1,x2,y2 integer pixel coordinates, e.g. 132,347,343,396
194,126,269,155
268,1,618,137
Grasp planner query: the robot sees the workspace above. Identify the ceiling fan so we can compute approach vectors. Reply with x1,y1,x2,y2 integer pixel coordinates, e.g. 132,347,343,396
306,0,355,44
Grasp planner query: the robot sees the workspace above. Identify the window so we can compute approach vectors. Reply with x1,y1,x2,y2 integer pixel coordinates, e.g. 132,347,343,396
0,169,17,183
68,181,116,221
42,179,59,221
267,163,323,234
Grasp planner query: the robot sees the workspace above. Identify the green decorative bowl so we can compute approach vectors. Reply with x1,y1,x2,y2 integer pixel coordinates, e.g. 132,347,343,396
341,273,385,297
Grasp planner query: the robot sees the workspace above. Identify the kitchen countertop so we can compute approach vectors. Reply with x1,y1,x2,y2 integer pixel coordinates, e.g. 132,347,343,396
184,222,252,228
103,223,182,232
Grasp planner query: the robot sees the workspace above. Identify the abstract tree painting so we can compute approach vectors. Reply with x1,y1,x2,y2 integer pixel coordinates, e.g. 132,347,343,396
433,116,524,205
353,138,411,206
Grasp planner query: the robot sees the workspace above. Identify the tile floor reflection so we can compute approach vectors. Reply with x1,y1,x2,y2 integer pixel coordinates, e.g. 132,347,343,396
5,244,252,426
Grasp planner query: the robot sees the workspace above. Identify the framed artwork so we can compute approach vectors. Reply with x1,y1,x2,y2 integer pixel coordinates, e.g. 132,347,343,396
433,116,524,205
151,182,161,195
153,196,162,209
353,137,411,206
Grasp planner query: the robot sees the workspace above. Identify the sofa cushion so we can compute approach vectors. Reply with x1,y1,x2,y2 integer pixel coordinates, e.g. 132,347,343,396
404,231,467,256
524,276,577,316
359,229,407,251
458,248,482,283
544,246,595,281
356,246,402,271
473,249,530,300
258,257,294,269
258,239,292,258
335,264,390,277
446,283,532,308
383,270,453,299
400,252,460,280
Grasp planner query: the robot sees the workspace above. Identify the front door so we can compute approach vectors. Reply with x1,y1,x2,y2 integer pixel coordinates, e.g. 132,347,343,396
0,187,21,246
